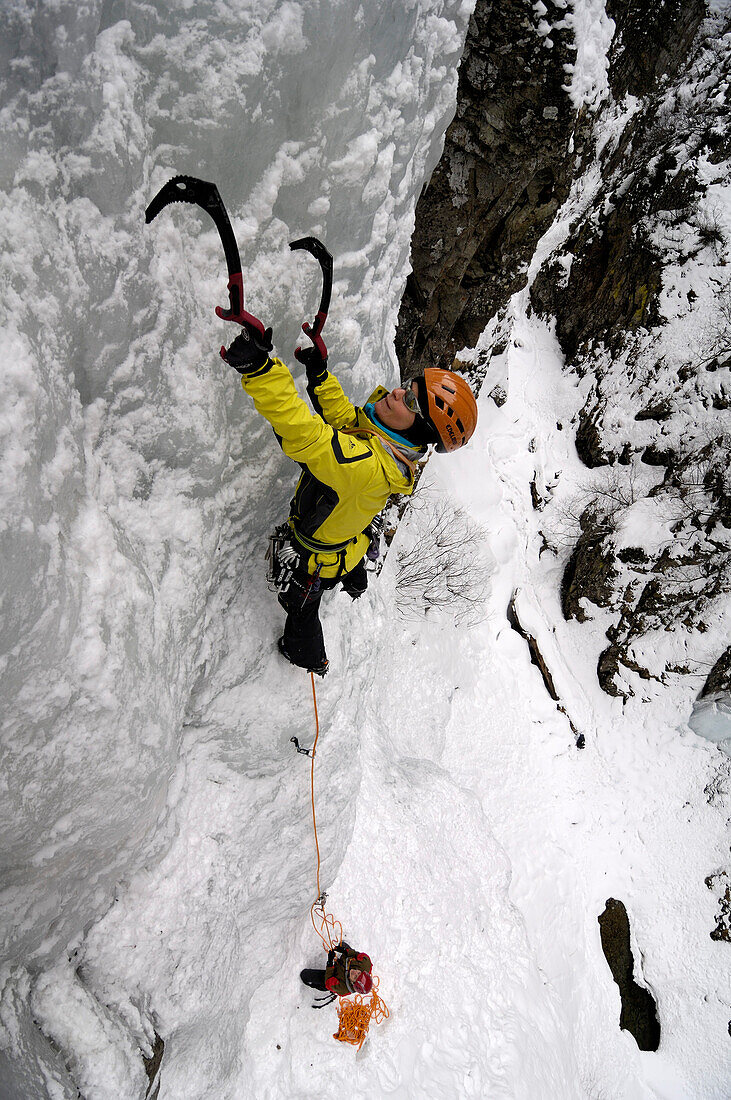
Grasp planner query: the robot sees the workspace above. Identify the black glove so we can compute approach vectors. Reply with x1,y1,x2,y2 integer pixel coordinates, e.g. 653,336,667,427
222,323,273,374
295,344,328,387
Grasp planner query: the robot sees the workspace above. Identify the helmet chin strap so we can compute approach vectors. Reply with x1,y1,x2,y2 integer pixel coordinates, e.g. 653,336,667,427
362,403,432,453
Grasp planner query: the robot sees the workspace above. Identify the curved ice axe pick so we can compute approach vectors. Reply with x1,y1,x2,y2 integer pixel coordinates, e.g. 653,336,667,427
145,175,266,354
289,236,333,360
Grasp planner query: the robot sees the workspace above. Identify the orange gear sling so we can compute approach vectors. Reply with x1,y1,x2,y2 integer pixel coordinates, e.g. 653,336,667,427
307,672,390,1049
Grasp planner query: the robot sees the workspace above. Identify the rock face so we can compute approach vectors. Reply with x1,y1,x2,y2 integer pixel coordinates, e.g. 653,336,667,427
560,510,620,624
701,646,731,698
395,0,576,376
705,872,731,943
562,436,731,699
529,0,707,369
605,0,706,98
531,6,731,698
531,0,715,371
598,898,661,1051
397,1,729,699
143,1033,164,1100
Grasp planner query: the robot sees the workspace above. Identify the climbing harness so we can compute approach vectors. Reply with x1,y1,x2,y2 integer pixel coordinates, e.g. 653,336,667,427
290,525,354,556
267,513,384,594
295,672,390,1049
267,522,360,596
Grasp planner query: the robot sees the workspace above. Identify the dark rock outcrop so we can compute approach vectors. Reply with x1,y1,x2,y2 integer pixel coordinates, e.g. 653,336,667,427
507,593,559,701
396,0,576,376
144,1033,164,1100
538,10,730,694
606,0,707,99
507,591,584,747
530,113,704,369
582,435,731,697
705,872,731,943
598,898,661,1051
561,515,619,623
701,647,731,698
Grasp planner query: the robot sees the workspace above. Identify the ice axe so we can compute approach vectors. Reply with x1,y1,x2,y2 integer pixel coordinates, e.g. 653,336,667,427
145,175,267,350
289,236,333,360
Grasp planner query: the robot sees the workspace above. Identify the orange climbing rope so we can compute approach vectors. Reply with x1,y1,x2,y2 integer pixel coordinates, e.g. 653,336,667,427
310,894,342,954
308,671,342,951
309,672,323,899
334,983,391,1050
306,671,390,1047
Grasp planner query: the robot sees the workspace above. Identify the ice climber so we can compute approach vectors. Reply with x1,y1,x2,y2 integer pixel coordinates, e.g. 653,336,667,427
300,940,374,1001
223,319,478,676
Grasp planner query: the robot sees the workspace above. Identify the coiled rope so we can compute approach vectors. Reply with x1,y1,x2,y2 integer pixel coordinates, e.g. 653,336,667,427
305,672,389,1048
333,984,390,1050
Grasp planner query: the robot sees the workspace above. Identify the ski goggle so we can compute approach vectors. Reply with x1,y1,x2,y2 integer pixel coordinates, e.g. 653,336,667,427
401,379,423,417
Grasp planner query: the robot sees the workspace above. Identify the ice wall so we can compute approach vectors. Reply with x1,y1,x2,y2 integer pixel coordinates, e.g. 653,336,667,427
0,0,473,977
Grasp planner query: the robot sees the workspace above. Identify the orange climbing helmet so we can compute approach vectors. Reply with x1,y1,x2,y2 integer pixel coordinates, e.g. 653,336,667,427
417,368,478,452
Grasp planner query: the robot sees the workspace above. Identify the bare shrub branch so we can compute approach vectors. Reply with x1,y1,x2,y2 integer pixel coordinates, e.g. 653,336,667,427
395,499,491,626
699,280,731,369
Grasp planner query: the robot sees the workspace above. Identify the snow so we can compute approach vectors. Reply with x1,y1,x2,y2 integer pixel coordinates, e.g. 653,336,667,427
31,959,148,1100
1,2,730,1099
562,0,615,110
449,310,731,1097
689,695,731,757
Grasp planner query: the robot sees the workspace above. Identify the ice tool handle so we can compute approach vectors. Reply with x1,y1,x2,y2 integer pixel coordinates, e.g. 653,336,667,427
144,175,266,339
290,236,333,360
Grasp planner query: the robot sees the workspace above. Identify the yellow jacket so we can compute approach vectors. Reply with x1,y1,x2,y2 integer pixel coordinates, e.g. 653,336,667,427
241,358,416,578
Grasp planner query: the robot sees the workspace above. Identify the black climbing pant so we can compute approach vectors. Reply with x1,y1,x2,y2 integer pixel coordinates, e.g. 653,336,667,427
300,968,328,991
279,559,368,672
